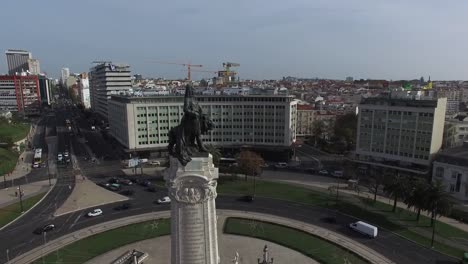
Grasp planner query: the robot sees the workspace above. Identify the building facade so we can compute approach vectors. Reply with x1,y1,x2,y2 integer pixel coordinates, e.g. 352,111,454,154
0,75,41,115
78,73,90,109
355,95,447,175
433,143,468,201
38,75,51,106
61,68,70,86
108,95,297,151
89,62,131,119
5,49,31,75
296,104,314,137
27,59,41,75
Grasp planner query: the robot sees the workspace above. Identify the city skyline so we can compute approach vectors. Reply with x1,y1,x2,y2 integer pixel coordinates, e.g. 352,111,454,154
1,0,468,80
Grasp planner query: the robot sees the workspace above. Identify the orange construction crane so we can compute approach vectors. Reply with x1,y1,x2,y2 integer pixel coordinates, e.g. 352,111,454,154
147,60,202,80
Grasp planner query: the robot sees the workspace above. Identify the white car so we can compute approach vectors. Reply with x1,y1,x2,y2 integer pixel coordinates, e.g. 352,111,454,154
157,196,171,204
87,209,103,217
64,152,69,157
57,153,63,161
274,162,288,169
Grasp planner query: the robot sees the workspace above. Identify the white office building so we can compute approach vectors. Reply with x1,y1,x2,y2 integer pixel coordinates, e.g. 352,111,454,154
108,94,298,152
89,62,131,119
61,68,70,86
355,92,447,175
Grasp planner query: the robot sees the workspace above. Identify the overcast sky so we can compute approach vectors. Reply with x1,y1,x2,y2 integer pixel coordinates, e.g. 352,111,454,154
1,0,467,80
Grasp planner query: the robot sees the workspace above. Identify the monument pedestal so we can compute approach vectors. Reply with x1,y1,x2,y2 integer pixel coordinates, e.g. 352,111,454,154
164,153,220,264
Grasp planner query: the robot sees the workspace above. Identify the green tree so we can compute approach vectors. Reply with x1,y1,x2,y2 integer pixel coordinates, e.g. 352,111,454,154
311,120,325,147
205,144,221,167
368,168,386,202
237,150,264,181
426,180,453,227
404,179,430,222
333,113,357,150
383,174,408,212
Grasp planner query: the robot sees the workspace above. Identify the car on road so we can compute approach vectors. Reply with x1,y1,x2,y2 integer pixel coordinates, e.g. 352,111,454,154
156,196,171,204
108,183,121,191
33,224,55,234
238,195,254,202
331,170,344,178
64,151,69,158
274,162,288,169
87,209,103,217
114,203,131,211
318,169,329,176
57,153,63,162
349,221,378,238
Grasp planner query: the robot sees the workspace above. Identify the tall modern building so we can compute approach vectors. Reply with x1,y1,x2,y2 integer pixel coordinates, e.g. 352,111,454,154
78,73,90,109
89,62,131,119
61,68,70,86
108,94,297,153
0,75,41,115
27,59,41,75
355,91,447,176
5,49,32,75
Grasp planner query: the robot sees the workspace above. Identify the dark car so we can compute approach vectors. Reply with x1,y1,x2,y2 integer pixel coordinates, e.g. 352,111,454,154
305,168,316,174
139,180,152,187
146,186,157,193
108,184,121,191
97,182,108,188
119,190,135,196
114,203,131,211
120,179,133,186
238,195,254,202
33,224,55,234
108,177,120,184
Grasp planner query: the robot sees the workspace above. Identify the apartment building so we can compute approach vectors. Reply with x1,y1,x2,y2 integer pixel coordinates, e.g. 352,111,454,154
0,75,41,115
443,116,468,149
355,93,447,175
296,104,314,137
108,94,297,152
89,62,131,119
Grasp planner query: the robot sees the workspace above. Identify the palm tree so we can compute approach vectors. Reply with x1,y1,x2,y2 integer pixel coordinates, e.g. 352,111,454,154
426,180,453,227
383,174,408,212
404,179,429,222
204,144,221,167
425,180,453,247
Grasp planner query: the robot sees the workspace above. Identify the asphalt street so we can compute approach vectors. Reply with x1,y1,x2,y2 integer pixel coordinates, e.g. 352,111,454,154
0,103,460,264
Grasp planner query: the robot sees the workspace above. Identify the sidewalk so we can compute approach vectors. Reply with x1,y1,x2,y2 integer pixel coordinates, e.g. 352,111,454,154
0,179,55,208
11,210,394,264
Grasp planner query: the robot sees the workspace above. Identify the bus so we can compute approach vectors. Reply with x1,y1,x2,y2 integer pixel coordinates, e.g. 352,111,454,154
33,148,42,168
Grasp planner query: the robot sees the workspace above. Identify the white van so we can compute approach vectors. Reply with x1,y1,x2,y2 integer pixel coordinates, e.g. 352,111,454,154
349,221,378,238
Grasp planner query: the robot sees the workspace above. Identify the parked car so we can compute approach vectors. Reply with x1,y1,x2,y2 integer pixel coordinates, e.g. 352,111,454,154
57,153,63,162
149,160,161,166
139,180,152,187
114,203,131,211
108,177,120,184
87,209,103,217
349,221,378,238
331,170,344,178
156,196,171,204
108,184,121,191
318,169,329,176
305,168,316,174
64,151,69,158
33,224,55,234
97,182,109,188
120,179,133,186
119,190,135,196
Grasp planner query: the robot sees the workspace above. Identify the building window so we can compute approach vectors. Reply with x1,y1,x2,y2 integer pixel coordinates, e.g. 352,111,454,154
435,167,444,178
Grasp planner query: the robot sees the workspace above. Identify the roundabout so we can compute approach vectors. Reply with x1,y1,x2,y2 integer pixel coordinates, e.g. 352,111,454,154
15,210,391,264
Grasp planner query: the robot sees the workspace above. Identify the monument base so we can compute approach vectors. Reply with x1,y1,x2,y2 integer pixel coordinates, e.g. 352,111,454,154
164,154,220,264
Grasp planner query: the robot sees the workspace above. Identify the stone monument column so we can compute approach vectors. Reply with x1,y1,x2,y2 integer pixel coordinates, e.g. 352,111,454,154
165,153,220,264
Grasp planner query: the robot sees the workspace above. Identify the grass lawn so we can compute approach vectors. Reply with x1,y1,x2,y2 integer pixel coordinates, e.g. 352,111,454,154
0,192,46,228
34,219,171,264
0,148,18,176
217,178,467,259
0,122,30,142
225,217,369,264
